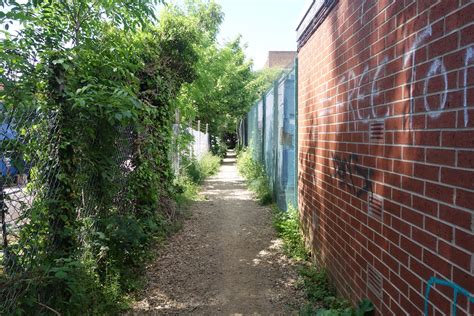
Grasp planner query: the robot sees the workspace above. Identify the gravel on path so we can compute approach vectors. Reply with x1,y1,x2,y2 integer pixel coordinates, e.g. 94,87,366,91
130,152,305,315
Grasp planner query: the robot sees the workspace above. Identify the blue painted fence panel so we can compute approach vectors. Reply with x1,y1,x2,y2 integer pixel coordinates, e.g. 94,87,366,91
246,64,297,211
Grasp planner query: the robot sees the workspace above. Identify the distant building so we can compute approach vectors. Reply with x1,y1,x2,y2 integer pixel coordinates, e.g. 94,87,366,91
264,51,296,69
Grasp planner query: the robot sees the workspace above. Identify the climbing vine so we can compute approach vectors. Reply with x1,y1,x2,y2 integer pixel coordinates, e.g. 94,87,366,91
0,0,204,314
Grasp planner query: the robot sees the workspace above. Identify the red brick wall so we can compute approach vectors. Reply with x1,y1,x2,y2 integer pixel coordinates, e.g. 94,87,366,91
297,1,474,315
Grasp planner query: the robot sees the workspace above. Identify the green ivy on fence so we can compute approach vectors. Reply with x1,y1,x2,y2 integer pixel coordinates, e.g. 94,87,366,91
0,1,203,314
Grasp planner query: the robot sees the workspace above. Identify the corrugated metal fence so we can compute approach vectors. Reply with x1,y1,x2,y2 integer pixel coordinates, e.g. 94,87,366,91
244,64,298,211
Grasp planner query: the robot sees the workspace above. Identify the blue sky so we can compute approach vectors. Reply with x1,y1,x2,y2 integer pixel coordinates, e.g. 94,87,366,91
2,0,310,69
216,0,309,69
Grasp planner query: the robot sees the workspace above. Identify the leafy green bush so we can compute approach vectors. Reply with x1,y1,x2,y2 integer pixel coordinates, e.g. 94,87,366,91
211,136,228,158
174,153,221,205
182,153,221,185
236,147,260,179
198,153,221,178
7,257,126,315
184,158,204,184
237,148,273,205
174,173,201,205
0,0,204,313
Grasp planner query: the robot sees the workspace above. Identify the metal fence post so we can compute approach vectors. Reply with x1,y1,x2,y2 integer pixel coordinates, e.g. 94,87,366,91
262,94,266,164
188,120,193,158
197,120,201,158
294,57,299,208
273,80,279,201
0,177,8,268
255,105,259,160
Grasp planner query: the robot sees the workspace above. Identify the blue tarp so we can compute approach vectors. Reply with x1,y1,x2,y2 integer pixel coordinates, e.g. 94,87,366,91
0,105,20,177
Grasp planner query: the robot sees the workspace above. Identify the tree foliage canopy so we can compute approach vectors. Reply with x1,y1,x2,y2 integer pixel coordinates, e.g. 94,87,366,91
0,0,203,314
166,0,282,137
0,0,286,313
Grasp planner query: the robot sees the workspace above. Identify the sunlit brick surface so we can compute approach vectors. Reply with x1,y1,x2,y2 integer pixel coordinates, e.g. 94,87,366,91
297,1,474,314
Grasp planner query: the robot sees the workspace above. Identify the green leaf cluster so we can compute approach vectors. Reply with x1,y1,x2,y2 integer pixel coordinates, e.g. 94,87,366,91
236,147,273,205
174,152,221,206
272,205,309,261
166,1,266,141
0,0,209,314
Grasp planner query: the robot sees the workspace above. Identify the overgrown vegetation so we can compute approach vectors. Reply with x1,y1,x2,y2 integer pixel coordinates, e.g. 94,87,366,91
188,153,222,184
211,135,228,158
237,148,374,316
0,0,365,313
236,148,272,205
175,153,221,205
169,1,291,148
272,206,309,261
0,0,226,314
275,209,374,315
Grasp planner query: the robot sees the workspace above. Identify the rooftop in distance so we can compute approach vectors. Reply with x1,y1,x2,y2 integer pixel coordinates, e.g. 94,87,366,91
264,51,296,69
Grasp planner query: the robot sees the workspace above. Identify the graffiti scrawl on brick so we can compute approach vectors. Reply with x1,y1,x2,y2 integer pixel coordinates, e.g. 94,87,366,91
331,153,373,200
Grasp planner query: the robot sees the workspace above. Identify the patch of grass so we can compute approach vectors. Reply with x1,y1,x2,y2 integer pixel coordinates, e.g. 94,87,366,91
272,205,308,261
198,153,221,178
174,153,221,206
182,153,221,185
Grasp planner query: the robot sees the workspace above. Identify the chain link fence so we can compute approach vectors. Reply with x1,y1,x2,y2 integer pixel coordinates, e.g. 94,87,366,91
171,121,210,175
0,105,59,311
0,103,140,313
243,65,297,211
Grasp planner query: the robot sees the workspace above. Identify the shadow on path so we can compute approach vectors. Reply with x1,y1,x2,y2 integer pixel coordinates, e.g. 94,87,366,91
130,151,304,315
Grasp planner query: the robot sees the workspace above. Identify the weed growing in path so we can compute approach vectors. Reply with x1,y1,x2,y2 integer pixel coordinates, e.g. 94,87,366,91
272,206,308,261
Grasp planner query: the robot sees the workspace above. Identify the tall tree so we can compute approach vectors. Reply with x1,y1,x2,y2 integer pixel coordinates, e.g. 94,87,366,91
167,1,256,137
0,1,202,314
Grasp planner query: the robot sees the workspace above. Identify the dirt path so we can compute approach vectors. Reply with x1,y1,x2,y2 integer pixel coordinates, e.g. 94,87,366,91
131,152,304,315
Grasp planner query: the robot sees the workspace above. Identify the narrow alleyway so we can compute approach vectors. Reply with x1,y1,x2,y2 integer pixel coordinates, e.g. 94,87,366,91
131,152,304,314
